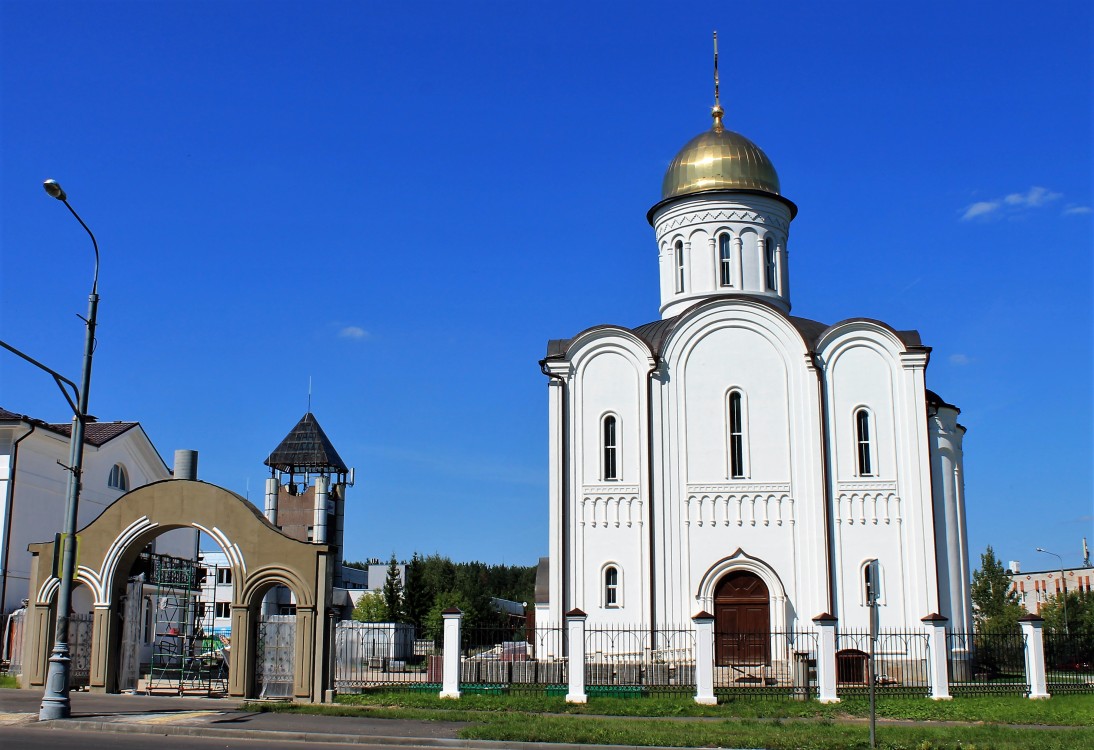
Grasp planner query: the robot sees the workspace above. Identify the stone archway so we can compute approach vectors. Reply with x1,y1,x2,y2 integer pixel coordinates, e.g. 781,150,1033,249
21,478,331,702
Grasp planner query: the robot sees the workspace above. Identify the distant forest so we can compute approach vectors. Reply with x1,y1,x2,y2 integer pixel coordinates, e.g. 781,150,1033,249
344,553,536,638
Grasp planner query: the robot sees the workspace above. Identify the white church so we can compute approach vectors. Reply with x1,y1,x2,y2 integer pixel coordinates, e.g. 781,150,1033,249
536,91,973,644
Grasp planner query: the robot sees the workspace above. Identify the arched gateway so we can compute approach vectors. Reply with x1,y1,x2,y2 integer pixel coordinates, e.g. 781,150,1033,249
714,571,770,665
20,479,331,701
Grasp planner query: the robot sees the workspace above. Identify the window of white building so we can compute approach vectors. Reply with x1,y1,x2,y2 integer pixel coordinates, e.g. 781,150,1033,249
603,415,619,481
719,233,732,287
108,463,129,491
764,237,777,291
604,565,620,608
214,602,231,619
675,241,685,293
855,408,874,476
727,390,747,479
216,568,232,585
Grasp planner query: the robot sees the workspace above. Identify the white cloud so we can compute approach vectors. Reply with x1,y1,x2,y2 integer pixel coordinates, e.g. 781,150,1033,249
961,186,1063,222
948,353,972,366
1063,204,1092,216
961,201,1000,220
338,326,369,340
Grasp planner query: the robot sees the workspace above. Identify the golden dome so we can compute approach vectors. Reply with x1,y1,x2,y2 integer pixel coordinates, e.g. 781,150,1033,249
660,120,782,200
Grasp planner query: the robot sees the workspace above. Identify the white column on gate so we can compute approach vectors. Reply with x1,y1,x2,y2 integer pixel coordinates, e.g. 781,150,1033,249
1019,614,1050,700
812,613,840,703
921,613,952,700
692,612,716,705
440,608,462,699
565,609,588,704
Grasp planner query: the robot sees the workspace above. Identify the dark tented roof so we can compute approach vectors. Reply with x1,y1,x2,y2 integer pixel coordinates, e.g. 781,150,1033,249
0,407,139,446
265,412,348,473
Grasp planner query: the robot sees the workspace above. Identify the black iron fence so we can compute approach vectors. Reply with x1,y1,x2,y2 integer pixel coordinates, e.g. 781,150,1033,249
835,629,930,697
583,624,695,697
712,630,817,700
333,621,439,692
1043,631,1094,694
946,630,1028,695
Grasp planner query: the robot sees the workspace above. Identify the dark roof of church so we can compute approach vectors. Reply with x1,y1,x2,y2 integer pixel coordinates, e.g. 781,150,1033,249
0,407,139,446
265,412,348,473
544,296,924,360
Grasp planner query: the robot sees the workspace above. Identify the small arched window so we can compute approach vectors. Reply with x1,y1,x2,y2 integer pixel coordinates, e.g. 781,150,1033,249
728,391,746,479
718,233,732,287
855,409,874,476
764,238,777,291
603,415,619,481
675,241,685,293
604,565,620,608
108,463,129,491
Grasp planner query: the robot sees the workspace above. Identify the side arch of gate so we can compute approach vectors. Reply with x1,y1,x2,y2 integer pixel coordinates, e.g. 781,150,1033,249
22,478,330,702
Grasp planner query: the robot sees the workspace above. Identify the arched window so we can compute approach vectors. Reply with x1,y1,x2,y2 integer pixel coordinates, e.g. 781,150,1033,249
604,565,620,608
718,233,733,287
603,415,619,481
764,238,777,291
108,463,129,491
855,409,874,476
675,241,685,293
728,391,746,479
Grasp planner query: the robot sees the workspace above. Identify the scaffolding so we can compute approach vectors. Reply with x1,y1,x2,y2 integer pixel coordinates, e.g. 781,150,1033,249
145,553,228,695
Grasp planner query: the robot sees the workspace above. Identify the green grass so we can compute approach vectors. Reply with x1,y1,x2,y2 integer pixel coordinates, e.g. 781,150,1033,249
462,714,1094,749
328,690,1094,726
245,692,1094,749
0,673,19,689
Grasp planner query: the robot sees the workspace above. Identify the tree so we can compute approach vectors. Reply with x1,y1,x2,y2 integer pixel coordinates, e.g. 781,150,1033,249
970,545,1026,634
1039,589,1094,638
424,591,471,641
351,590,387,622
382,554,404,623
403,552,428,632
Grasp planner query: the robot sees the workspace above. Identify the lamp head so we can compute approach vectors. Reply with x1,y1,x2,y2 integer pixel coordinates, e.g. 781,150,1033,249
43,179,67,201
1035,547,1045,552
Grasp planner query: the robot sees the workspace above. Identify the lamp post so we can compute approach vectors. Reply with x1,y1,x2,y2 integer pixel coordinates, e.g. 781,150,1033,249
37,179,100,721
1035,547,1069,636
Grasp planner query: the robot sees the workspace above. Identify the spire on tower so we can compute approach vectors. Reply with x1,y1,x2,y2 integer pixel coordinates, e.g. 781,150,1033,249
712,30,724,132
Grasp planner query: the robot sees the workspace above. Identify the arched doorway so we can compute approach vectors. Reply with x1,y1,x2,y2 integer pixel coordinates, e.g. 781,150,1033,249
714,570,770,665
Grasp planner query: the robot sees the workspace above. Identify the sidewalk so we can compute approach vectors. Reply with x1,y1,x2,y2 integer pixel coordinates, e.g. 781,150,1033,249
0,689,477,747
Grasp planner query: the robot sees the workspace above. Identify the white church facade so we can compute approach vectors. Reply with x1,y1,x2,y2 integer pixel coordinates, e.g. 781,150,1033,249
537,99,973,643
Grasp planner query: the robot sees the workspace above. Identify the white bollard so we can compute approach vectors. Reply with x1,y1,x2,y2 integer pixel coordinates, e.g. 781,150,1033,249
921,613,952,700
692,612,717,705
440,608,462,699
565,609,587,704
1019,614,1050,700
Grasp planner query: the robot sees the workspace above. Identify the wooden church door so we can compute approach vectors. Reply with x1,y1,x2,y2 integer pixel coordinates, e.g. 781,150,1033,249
714,570,770,665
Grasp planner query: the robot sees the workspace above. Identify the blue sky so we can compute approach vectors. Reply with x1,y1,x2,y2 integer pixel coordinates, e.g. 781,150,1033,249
1,2,1090,572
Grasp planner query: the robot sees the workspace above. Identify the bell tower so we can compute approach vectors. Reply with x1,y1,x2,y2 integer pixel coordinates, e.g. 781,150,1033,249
264,412,354,587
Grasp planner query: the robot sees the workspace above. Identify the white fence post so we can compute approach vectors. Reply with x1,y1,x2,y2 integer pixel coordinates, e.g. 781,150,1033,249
921,613,951,700
812,613,840,704
440,607,462,699
1019,614,1050,700
565,609,587,704
692,611,716,705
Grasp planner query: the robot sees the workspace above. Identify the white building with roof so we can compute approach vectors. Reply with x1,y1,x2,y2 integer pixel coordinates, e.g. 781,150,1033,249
538,92,972,651
0,408,181,615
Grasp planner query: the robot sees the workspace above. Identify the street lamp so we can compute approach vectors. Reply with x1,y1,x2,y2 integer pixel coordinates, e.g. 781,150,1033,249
37,179,100,721
1035,547,1069,636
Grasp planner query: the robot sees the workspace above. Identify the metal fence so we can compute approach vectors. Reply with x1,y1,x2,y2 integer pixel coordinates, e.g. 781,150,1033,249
255,614,296,699
461,624,567,694
835,629,930,697
713,630,817,700
946,630,1028,695
583,625,696,696
2,608,26,676
333,621,436,691
1043,631,1094,694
